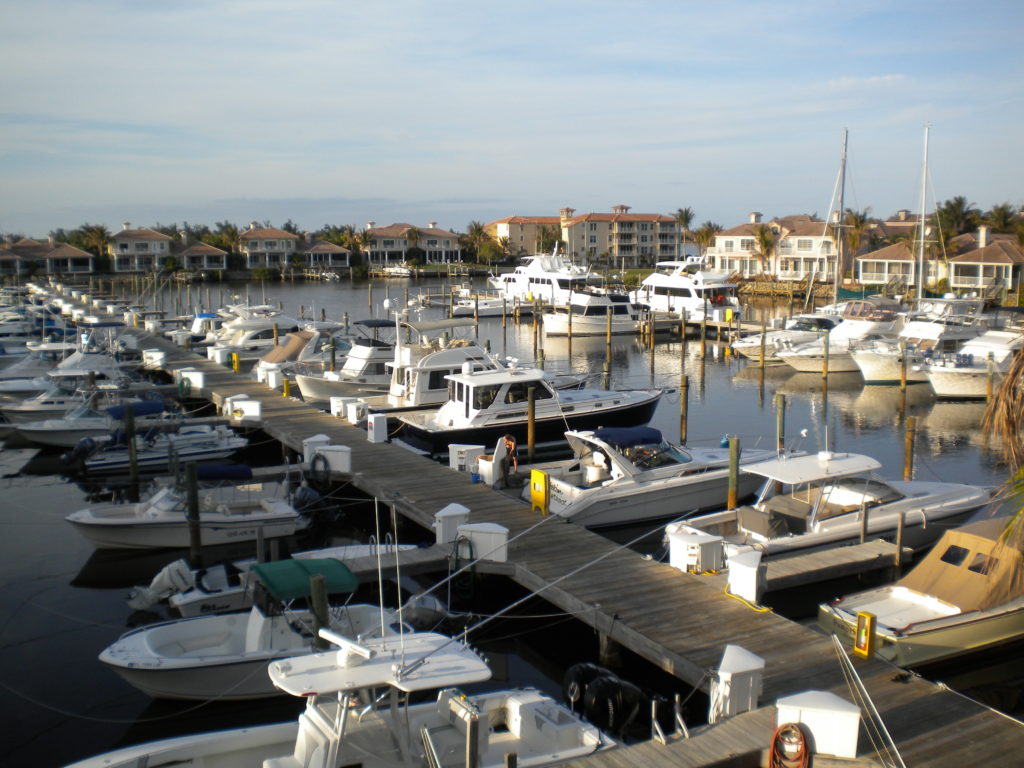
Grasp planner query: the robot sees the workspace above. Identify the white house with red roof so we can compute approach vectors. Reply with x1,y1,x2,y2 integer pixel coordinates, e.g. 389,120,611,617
108,223,173,272
707,212,840,281
238,222,300,269
364,222,461,265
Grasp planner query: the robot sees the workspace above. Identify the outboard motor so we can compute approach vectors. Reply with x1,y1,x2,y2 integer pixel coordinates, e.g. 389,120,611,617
62,436,97,464
292,483,325,515
126,558,195,611
563,662,650,739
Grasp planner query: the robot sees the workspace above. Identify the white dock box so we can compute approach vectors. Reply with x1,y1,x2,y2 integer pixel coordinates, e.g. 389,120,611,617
176,368,205,390
477,454,498,486
170,330,192,346
330,396,359,418
776,690,860,758
265,369,283,389
315,445,351,474
668,527,724,573
211,347,233,365
448,444,485,472
345,400,367,424
727,549,766,605
457,522,508,563
302,434,331,467
709,644,765,723
434,503,470,544
367,412,388,443
142,349,166,370
144,318,163,333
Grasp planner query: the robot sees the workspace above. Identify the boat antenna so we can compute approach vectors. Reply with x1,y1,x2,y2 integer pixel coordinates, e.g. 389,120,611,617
916,125,930,310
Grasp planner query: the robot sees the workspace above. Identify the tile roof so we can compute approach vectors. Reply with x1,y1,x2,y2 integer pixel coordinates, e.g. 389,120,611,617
46,243,92,259
180,242,227,256
948,241,1024,264
239,227,299,240
486,216,561,226
303,240,351,254
367,223,458,238
566,213,675,224
111,227,173,241
856,242,916,262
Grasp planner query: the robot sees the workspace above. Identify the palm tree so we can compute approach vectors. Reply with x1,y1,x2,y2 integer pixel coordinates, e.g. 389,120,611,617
405,226,422,249
985,202,1019,233
694,221,722,258
981,355,1024,571
80,223,110,259
936,196,981,235
537,223,561,254
843,207,872,257
465,221,489,262
674,206,695,257
752,223,776,273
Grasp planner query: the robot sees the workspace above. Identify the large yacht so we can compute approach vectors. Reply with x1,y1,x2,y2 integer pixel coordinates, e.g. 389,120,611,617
629,261,740,322
488,247,601,306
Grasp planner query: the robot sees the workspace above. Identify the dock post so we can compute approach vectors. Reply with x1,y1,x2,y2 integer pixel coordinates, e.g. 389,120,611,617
903,415,916,481
598,630,621,667
759,321,767,368
231,352,240,373
680,374,689,445
256,527,266,563
368,282,372,310
680,309,688,357
502,298,507,329
775,393,786,455
859,501,869,544
822,327,831,379
603,308,612,390
895,511,905,573
537,347,545,369
186,462,202,568
567,302,572,340
310,574,329,650
899,340,908,391
125,403,139,502
282,379,291,397
527,386,536,463
330,336,337,371
727,436,740,509
272,323,279,346
987,352,995,401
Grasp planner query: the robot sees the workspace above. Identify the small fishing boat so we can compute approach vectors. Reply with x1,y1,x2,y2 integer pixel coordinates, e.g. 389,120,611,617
15,398,175,448
732,313,840,362
71,630,613,767
668,450,992,559
526,427,776,528
818,517,1024,667
395,365,662,457
64,476,307,549
101,559,399,700
66,423,248,474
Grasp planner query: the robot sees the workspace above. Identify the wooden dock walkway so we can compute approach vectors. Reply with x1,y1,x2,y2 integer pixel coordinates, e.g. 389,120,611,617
128,329,1023,765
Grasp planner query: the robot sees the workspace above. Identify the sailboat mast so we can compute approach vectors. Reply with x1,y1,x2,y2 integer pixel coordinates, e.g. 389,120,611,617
916,125,930,308
834,129,848,305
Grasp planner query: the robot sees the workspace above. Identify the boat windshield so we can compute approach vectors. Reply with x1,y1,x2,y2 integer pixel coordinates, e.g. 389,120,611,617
814,477,904,521
66,402,104,419
621,442,693,468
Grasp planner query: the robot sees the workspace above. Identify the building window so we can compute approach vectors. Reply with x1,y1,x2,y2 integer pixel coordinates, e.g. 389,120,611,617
589,235,596,244
265,240,278,249
589,223,597,231
740,238,753,251
797,239,812,251
134,243,149,252
427,239,438,247
640,223,649,231
724,240,734,253
383,239,395,248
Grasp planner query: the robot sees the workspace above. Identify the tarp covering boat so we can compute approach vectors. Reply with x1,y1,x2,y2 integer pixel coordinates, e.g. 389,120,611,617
252,558,358,601
259,330,315,363
591,426,662,448
105,401,166,419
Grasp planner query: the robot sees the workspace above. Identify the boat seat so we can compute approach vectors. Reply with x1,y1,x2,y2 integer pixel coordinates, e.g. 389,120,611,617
737,505,790,539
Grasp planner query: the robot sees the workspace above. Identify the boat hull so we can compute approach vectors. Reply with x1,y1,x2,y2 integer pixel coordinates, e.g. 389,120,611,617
851,350,929,384
294,372,389,404
66,514,303,549
926,368,998,399
398,393,662,457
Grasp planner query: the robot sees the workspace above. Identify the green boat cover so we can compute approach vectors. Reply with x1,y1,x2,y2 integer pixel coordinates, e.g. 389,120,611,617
251,558,358,601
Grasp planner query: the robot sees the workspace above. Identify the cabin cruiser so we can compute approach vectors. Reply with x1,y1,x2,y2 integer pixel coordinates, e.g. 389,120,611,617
395,365,662,457
732,314,841,362
850,297,989,384
65,476,310,549
164,311,225,345
101,559,399,700
543,290,644,336
488,246,602,306
0,347,138,396
818,517,1023,667
667,450,991,561
918,328,1024,398
776,297,905,373
252,325,352,385
207,306,301,358
15,398,176,448
69,630,612,768
0,340,76,383
294,319,396,403
65,422,249,475
629,261,740,322
525,427,776,527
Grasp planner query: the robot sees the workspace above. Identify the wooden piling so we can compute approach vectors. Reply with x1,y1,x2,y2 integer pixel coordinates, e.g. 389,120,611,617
186,462,202,568
679,375,689,445
903,416,916,481
727,436,740,509
310,573,329,650
527,386,536,463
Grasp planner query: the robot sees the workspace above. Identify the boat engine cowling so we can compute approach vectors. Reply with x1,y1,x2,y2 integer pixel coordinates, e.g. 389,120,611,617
62,436,97,464
563,662,648,738
126,558,195,611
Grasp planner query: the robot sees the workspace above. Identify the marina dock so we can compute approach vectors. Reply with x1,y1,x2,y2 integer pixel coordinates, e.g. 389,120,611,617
131,328,1024,766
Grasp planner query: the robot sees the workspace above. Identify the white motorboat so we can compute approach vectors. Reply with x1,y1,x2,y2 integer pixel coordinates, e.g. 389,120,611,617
379,262,414,277
818,517,1024,667
668,450,991,560
525,427,777,527
850,297,989,384
732,313,841,362
294,319,396,403
15,398,175,448
629,261,741,322
542,290,643,336
776,297,905,373
489,246,602,306
71,630,612,767
0,347,135,397
252,326,352,384
102,559,397,700
395,365,662,457
65,478,312,549
68,423,249,474
919,328,1024,398
129,541,421,616
0,340,76,382
206,303,301,356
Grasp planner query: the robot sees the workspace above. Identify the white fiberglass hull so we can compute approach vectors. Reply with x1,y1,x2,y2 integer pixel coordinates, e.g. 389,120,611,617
294,372,389,403
850,349,929,384
777,349,859,373
543,313,638,336
926,367,999,399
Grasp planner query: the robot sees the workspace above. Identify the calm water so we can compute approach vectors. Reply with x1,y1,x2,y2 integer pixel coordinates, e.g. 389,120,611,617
1,276,1019,767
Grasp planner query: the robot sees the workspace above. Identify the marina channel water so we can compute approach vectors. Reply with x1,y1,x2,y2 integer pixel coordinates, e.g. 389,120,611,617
1,275,1021,766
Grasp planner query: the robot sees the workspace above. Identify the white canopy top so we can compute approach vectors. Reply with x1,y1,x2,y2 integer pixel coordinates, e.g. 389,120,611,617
445,367,545,387
269,632,491,696
743,451,881,484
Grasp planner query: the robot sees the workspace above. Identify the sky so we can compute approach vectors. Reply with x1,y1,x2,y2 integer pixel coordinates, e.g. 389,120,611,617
1,0,1022,238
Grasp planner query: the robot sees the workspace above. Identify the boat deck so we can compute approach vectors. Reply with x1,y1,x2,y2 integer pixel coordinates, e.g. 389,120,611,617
131,329,1024,766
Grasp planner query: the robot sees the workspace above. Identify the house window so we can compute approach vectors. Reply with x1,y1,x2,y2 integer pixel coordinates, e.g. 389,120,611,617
427,239,438,247
821,241,832,254
797,239,812,251
723,240,734,252
119,243,128,253
589,223,597,231
589,235,596,244
134,243,149,252
383,240,395,248
265,240,277,249
640,223,649,231
740,238,753,252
